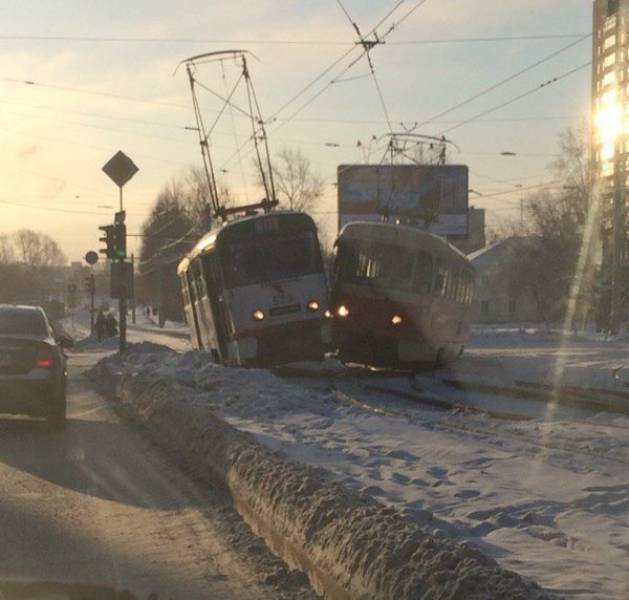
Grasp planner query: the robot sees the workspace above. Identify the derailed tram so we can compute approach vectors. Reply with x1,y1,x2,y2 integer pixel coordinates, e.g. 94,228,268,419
177,211,330,367
329,222,475,368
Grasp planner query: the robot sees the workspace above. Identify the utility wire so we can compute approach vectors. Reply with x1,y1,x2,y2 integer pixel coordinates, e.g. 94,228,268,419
442,62,591,134
3,78,190,110
0,33,589,45
220,0,430,173
417,34,591,130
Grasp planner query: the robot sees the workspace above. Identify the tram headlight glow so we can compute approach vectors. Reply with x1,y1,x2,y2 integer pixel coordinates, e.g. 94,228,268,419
324,310,333,319
337,305,349,318
252,309,265,321
308,300,320,312
391,315,403,326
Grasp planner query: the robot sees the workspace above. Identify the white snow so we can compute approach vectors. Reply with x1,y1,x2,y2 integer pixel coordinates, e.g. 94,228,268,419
101,332,629,599
88,321,629,599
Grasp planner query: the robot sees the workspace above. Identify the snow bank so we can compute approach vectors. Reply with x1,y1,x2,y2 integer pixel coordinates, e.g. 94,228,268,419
90,347,556,600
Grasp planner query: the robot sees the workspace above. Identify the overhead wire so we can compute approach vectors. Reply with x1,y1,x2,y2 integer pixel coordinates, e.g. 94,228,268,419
417,34,592,130
3,77,190,110
441,61,591,134
0,33,589,45
219,0,431,173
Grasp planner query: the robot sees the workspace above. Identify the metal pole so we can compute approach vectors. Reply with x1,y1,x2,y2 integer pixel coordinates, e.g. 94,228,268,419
118,186,127,352
131,253,136,324
89,272,95,335
610,139,625,334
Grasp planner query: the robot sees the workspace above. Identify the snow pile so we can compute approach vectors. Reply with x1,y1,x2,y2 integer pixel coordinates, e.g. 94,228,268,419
90,346,557,600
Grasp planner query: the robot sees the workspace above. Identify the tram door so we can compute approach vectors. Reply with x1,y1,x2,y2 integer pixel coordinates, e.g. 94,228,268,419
202,253,229,362
183,271,203,350
190,258,216,352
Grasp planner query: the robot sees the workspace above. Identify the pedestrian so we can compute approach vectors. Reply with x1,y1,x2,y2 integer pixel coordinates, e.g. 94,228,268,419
106,313,118,337
95,310,106,342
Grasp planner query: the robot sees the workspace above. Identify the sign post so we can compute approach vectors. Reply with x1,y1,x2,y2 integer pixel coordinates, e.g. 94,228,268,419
84,251,99,335
102,150,138,353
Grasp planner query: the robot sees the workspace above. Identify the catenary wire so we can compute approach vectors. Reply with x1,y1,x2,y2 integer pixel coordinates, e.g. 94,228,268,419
417,34,592,130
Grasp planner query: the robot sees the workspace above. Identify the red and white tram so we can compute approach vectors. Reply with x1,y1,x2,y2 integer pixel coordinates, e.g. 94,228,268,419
177,211,330,367
330,222,475,368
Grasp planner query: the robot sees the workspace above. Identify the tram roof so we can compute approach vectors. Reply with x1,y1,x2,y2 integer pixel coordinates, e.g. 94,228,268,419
338,221,471,265
177,210,316,275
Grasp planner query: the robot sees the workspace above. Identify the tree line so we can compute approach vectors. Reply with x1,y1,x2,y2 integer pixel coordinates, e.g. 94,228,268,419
0,229,68,305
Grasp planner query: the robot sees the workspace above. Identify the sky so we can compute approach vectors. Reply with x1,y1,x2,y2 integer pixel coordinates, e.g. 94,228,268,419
0,0,592,262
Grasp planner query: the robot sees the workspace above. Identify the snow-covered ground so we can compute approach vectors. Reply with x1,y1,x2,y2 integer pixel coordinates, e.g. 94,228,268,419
78,313,629,598
58,308,192,353
461,326,629,393
101,341,629,600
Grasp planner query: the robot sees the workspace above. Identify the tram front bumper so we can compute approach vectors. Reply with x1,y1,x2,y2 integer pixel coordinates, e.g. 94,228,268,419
237,319,327,366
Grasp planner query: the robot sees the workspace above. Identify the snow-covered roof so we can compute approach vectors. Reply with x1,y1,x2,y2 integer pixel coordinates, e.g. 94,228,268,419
468,236,540,270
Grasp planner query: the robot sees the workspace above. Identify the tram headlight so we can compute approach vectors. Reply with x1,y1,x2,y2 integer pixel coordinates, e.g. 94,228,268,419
252,309,265,321
324,310,333,319
391,315,403,326
337,305,349,318
307,300,320,312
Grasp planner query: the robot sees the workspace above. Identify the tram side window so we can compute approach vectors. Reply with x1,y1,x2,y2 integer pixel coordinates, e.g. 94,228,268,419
456,269,466,304
187,270,198,304
180,275,191,307
414,251,433,295
434,260,449,297
192,260,207,300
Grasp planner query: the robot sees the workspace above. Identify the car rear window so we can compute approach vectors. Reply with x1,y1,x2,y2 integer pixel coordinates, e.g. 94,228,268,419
0,309,48,338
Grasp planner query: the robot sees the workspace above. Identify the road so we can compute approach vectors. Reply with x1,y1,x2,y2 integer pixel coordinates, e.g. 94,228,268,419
0,345,286,600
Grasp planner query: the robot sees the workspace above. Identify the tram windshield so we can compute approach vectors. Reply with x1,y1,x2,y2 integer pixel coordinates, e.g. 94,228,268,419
223,232,321,288
336,240,421,293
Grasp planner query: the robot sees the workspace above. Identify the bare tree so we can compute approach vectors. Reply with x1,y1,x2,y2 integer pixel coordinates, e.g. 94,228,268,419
0,234,14,264
270,147,325,213
13,229,66,267
490,127,596,327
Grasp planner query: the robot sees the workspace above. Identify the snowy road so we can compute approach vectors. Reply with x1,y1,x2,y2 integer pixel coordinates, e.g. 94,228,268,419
0,345,307,599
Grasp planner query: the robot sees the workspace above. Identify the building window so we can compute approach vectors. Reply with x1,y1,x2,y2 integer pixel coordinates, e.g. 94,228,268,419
604,53,617,70
481,301,489,316
605,14,617,31
509,299,517,315
603,71,617,87
604,34,617,51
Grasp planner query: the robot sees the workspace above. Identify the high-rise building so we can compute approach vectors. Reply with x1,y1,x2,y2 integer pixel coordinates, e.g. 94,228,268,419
592,0,628,328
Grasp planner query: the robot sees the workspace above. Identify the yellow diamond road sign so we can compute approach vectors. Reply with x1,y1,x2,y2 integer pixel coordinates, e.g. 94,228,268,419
102,150,139,188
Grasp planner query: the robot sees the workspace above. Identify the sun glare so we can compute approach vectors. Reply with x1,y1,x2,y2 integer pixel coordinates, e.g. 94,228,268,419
595,91,622,161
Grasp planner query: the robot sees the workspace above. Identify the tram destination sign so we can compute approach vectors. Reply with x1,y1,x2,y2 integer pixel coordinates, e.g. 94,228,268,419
337,164,469,238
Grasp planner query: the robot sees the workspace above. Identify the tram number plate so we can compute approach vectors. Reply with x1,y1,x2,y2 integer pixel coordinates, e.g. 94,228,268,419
270,304,301,317
272,293,294,306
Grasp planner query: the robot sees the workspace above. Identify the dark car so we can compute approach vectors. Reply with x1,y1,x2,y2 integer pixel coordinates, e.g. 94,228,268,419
0,305,68,430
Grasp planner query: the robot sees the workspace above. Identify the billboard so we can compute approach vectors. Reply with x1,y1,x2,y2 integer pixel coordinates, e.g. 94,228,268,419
337,164,469,238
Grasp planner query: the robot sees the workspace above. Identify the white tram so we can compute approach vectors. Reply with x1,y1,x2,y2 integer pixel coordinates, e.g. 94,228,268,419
177,211,331,367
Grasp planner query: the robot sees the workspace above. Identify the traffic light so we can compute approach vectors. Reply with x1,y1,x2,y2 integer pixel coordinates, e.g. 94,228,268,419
112,222,126,260
98,225,115,259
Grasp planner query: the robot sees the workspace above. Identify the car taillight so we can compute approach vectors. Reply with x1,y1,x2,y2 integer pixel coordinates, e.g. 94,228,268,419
36,346,54,369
